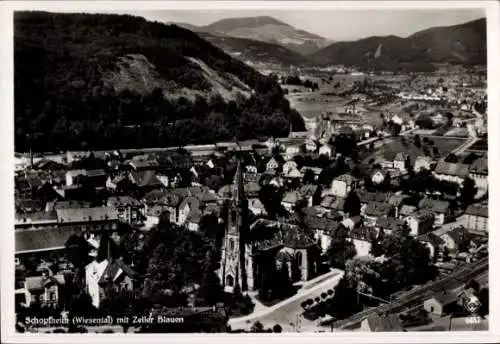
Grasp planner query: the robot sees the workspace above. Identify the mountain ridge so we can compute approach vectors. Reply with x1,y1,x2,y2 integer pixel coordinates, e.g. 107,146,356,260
309,17,486,71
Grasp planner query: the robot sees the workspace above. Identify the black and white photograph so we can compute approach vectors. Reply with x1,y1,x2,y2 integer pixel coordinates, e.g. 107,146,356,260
1,1,499,342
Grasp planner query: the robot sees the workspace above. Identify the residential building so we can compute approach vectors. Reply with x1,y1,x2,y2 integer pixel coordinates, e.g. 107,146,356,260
248,198,266,216
393,152,408,172
360,314,404,332
331,174,358,198
423,292,458,316
462,204,488,232
319,144,334,158
349,227,379,257
399,205,417,219
469,157,488,194
298,184,321,207
281,191,301,212
85,258,137,309
265,157,280,172
433,160,470,186
65,169,86,186
21,270,65,308
144,206,170,229
440,227,470,252
56,207,119,231
418,198,452,225
405,211,434,236
417,232,445,260
107,196,145,225
414,156,434,173
363,202,394,226
319,195,345,213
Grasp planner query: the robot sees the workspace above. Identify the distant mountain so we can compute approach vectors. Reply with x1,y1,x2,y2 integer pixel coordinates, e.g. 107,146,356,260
198,32,312,66
309,18,486,72
171,16,332,56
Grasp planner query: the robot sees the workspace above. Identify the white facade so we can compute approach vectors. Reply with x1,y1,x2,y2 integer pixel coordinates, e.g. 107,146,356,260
85,260,109,309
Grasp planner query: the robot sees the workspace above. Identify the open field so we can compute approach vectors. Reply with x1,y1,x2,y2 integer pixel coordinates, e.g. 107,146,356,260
364,135,467,163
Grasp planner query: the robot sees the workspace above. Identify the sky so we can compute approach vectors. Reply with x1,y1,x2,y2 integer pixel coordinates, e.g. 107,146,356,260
114,8,485,41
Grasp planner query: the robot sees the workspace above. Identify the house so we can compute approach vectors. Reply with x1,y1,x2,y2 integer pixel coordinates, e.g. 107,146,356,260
282,165,302,181
319,195,345,213
433,160,470,186
66,169,86,186
331,174,358,198
414,156,434,173
105,174,129,191
423,292,458,316
265,157,280,172
341,216,363,231
56,207,119,231
21,270,65,308
360,313,404,332
299,166,323,181
45,200,92,213
144,206,170,229
387,194,406,218
393,152,408,171
418,198,452,225
305,138,318,152
128,156,159,171
399,204,417,219
319,144,334,158
363,202,394,225
405,211,434,236
417,232,445,260
85,169,108,187
129,170,164,192
469,157,488,194
462,204,488,232
15,226,81,267
375,217,406,235
248,198,266,216
177,197,201,225
349,227,379,257
285,144,302,159
303,215,344,252
440,227,470,252
371,170,385,185
107,196,145,225
142,190,183,224
298,185,321,207
85,258,137,309
281,191,301,212
15,211,58,230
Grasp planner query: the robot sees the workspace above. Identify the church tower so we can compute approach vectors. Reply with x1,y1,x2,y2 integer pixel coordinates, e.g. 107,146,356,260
219,159,254,293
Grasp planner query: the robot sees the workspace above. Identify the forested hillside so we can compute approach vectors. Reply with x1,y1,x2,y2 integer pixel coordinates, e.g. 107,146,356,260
14,12,304,152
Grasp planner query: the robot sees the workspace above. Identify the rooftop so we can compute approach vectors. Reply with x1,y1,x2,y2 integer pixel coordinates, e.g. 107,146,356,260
56,207,118,223
16,226,81,254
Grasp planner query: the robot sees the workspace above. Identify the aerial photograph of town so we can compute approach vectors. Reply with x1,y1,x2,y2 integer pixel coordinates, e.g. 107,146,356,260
8,3,490,336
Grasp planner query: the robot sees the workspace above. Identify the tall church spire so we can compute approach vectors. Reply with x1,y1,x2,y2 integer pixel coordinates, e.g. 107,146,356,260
232,159,244,204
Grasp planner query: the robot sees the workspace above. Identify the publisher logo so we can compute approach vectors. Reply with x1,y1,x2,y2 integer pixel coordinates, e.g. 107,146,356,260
464,296,481,315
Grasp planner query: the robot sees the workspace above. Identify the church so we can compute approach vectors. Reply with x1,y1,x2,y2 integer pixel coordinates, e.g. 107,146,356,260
218,159,321,294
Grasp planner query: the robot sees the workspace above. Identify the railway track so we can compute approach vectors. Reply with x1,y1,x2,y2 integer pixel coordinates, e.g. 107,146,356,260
334,257,488,329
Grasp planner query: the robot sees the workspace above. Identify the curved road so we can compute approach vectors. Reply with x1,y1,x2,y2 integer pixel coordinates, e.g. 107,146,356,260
229,270,344,331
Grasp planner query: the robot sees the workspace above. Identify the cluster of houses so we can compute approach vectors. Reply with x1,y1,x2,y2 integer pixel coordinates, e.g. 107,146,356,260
13,129,488,316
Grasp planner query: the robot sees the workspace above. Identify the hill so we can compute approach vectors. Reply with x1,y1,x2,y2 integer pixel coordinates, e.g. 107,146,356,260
14,11,305,152
309,18,486,72
174,16,332,56
198,32,311,66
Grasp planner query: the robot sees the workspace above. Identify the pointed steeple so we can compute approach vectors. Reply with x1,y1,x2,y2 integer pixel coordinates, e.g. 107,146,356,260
232,159,244,203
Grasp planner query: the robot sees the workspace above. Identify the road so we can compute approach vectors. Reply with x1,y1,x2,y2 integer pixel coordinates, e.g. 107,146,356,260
228,270,344,331
333,257,488,330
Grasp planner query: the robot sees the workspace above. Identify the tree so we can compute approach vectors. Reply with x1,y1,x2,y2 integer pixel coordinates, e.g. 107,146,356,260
251,321,265,333
272,324,282,333
327,225,357,269
343,191,361,216
459,178,477,208
414,134,421,148
199,270,223,306
445,153,458,163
